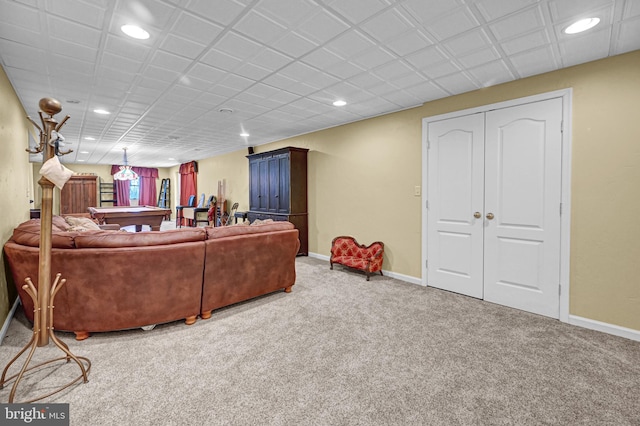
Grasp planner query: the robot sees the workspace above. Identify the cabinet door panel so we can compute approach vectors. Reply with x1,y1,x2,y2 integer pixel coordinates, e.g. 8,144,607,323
258,160,269,211
249,161,260,210
277,154,290,213
268,157,280,213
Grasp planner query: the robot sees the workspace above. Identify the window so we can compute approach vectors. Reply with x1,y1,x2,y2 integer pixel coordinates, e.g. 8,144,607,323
129,178,139,201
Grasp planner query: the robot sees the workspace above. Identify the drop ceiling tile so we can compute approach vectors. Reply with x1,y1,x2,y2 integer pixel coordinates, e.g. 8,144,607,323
361,8,415,43
325,30,375,58
251,48,292,71
548,0,615,21
616,17,640,53
509,46,557,77
434,72,479,94
351,46,396,70
200,48,242,72
50,38,98,63
347,72,385,89
468,60,514,87
182,0,246,25
218,73,256,91
0,1,40,31
405,45,449,69
458,47,501,68
558,28,611,67
255,0,318,27
47,15,102,48
381,90,423,108
384,30,434,56
234,62,273,81
0,40,44,70
104,34,152,60
301,48,344,69
215,32,263,61
372,60,414,81
390,71,431,90
624,1,640,18
234,10,288,44
297,9,350,44
115,0,176,30
0,22,42,47
500,29,550,55
475,0,539,21
489,6,544,40
187,63,226,84
443,28,492,56
402,0,462,25
150,50,192,73
426,6,480,41
160,34,207,59
142,64,181,82
324,60,366,79
172,11,224,45
268,31,317,58
44,0,105,29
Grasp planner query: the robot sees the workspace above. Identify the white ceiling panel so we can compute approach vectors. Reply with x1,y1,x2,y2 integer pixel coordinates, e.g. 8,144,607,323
0,0,637,167
475,0,539,21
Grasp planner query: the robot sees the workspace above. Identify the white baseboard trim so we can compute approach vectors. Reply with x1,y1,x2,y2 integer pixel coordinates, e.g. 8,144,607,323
307,253,423,286
569,315,640,342
0,298,20,346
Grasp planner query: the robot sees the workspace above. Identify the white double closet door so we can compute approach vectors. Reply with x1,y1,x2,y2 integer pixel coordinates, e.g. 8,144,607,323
427,98,562,318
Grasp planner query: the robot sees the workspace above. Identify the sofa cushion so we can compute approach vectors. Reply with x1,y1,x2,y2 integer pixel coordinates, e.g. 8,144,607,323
64,215,102,231
206,221,294,240
52,215,72,231
11,220,78,249
74,227,206,248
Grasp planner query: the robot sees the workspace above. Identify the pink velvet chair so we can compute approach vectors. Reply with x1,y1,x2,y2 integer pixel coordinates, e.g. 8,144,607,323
330,236,384,281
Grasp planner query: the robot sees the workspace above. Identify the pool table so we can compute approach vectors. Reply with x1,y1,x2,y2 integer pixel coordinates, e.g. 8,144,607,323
88,206,171,232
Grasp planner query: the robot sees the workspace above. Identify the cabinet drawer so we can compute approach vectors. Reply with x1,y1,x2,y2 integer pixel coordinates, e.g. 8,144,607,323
247,212,288,223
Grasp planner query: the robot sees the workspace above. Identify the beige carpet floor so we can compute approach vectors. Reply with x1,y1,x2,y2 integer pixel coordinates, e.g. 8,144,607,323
0,256,639,425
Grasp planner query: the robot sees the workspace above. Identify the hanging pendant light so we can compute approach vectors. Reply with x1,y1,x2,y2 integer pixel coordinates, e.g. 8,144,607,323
113,148,139,181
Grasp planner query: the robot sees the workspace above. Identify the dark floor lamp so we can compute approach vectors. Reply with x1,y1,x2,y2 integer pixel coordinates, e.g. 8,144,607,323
0,98,91,402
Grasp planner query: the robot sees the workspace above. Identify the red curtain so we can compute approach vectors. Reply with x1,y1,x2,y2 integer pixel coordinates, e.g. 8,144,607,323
111,165,131,206
179,161,197,206
115,179,131,206
132,167,158,207
111,165,158,207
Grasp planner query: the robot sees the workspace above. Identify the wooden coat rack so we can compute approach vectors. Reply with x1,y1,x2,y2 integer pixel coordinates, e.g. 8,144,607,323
0,98,91,402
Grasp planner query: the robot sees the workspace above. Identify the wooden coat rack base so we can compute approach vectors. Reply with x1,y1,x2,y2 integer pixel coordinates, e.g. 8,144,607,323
0,274,91,403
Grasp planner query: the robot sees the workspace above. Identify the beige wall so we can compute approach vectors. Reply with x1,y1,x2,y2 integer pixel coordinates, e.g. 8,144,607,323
2,51,638,333
0,66,33,321
238,51,640,331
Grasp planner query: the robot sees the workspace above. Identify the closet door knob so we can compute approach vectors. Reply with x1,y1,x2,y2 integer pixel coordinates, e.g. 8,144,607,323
486,213,494,220
473,212,481,219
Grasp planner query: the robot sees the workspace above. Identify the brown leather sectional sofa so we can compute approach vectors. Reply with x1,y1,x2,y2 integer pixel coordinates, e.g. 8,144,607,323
3,219,300,340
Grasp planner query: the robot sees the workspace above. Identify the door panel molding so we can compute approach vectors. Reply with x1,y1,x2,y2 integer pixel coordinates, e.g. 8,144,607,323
422,89,572,322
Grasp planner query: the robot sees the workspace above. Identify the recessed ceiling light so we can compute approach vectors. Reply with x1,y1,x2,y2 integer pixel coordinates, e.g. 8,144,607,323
66,99,80,104
84,137,95,140
240,132,250,137
80,151,89,154
168,157,176,161
564,18,600,34
219,107,234,113
333,100,347,107
93,109,110,115
77,159,85,162
121,24,150,40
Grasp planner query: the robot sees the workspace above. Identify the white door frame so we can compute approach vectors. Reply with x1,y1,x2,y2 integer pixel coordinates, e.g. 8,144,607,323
421,89,572,323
